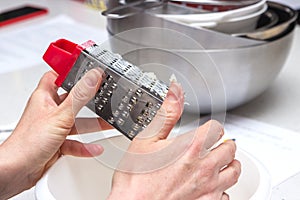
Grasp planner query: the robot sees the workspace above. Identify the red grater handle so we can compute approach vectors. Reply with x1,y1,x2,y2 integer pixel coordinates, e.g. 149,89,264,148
42,39,95,86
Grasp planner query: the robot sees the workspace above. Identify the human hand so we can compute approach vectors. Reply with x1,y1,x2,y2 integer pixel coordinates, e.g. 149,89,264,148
0,68,111,199
108,83,241,200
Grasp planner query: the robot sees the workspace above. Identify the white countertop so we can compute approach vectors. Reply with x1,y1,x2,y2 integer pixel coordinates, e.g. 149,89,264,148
1,0,300,199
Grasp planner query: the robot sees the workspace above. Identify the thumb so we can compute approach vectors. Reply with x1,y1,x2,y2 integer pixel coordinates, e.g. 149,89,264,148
137,82,184,140
60,68,104,117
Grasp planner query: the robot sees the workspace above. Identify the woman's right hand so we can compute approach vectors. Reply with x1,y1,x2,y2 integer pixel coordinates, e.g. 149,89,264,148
108,83,241,200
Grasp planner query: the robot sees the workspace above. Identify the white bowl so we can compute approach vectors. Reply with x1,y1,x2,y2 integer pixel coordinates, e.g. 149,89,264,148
35,134,271,200
187,4,267,33
157,0,266,23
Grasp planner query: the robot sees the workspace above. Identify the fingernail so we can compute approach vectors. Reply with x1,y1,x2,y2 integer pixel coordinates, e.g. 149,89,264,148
167,83,182,102
224,138,236,142
84,69,103,87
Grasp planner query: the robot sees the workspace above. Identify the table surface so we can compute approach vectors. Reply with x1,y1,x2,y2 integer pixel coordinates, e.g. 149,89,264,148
1,0,300,199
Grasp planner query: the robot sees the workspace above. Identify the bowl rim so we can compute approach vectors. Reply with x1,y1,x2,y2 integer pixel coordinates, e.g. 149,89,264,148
235,148,272,200
35,135,272,200
188,3,267,28
108,24,294,53
232,1,298,41
155,0,266,23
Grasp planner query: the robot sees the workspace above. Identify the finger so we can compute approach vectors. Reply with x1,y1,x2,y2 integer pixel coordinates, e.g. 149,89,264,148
209,140,236,169
59,93,68,103
34,71,61,103
59,68,104,117
36,71,59,94
60,139,104,157
218,159,241,191
137,82,184,140
202,120,224,150
221,192,230,200
188,120,224,157
69,117,114,135
44,151,61,172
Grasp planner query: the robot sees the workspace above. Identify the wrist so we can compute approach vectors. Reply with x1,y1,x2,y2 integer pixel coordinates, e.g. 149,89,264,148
0,138,36,199
108,187,141,200
107,172,155,200
107,178,142,200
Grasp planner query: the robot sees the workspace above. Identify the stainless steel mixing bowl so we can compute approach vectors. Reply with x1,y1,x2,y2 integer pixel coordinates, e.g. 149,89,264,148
103,2,297,114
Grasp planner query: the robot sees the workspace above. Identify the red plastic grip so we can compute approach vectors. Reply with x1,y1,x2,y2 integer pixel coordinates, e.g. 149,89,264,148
43,39,86,86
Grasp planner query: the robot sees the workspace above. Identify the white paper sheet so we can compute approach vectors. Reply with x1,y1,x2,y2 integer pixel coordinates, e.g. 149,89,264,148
0,15,108,74
0,122,15,143
224,114,300,187
0,15,109,135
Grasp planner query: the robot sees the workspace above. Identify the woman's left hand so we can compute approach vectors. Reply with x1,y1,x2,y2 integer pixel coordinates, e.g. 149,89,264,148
0,68,110,199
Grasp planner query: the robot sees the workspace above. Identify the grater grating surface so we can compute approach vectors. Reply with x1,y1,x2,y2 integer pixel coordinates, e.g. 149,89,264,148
43,39,169,140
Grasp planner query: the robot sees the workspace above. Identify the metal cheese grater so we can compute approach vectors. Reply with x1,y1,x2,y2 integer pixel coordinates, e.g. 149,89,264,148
43,39,169,140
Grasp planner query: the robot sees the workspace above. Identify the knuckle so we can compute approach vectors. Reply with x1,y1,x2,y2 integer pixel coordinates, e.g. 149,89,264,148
199,158,217,177
49,110,75,129
195,176,217,195
229,161,242,185
207,120,224,134
232,160,242,178
207,155,218,170
161,102,181,120
207,119,222,129
207,119,219,126
181,160,194,173
72,84,90,102
29,89,40,102
194,126,206,143
156,106,168,120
